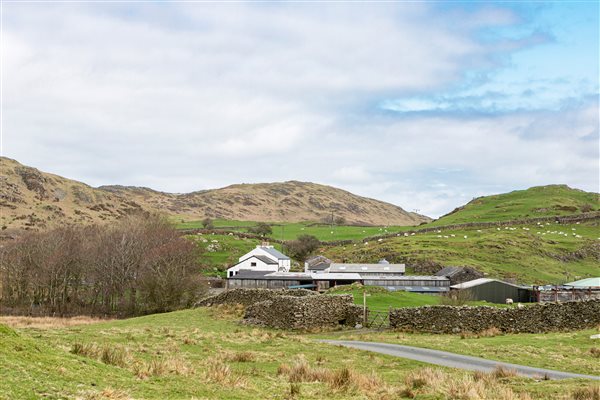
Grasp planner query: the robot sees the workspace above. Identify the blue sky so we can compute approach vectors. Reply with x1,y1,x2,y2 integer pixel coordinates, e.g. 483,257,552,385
2,1,598,217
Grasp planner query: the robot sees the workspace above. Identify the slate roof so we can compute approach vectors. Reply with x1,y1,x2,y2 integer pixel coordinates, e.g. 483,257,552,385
234,255,278,266
261,246,290,260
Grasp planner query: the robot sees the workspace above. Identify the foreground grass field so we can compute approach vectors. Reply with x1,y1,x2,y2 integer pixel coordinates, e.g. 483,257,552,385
1,309,598,399
320,327,600,377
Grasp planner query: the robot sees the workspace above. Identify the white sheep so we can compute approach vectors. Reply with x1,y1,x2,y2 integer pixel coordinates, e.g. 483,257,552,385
505,298,513,305
463,235,468,239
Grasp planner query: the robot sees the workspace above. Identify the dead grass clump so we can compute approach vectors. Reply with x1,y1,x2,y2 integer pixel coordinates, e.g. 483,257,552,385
226,351,255,362
404,367,446,390
203,359,247,388
491,366,518,379
133,356,192,379
1,315,109,329
71,342,99,358
479,327,502,337
77,388,131,400
461,327,502,339
182,336,198,345
401,367,530,400
589,348,600,358
209,304,245,320
277,356,385,396
289,383,301,398
571,385,600,400
100,345,130,368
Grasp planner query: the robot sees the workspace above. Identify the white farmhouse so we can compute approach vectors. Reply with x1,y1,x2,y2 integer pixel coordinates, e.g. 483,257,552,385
226,244,291,278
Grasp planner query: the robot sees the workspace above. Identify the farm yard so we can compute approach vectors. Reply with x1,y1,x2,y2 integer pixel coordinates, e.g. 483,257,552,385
1,307,599,400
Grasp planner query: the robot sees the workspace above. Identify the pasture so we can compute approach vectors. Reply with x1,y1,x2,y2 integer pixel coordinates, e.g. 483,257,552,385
1,309,598,399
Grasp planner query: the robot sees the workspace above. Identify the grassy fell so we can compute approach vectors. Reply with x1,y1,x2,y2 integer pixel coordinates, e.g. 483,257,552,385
322,220,600,283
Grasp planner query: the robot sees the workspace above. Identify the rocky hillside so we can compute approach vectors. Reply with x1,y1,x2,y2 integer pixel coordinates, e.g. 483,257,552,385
0,157,429,229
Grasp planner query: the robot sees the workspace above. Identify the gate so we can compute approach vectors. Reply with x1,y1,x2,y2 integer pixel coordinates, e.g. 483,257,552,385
366,310,389,329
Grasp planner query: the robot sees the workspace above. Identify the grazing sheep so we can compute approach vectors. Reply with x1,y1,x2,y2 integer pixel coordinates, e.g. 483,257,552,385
505,298,513,305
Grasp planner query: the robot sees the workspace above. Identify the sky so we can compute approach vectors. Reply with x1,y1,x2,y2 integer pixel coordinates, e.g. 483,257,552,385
1,1,598,218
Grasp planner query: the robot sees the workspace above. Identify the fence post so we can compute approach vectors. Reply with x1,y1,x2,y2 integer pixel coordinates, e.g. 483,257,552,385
363,290,367,326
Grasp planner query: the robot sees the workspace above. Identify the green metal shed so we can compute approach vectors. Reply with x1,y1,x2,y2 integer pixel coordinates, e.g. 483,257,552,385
450,278,532,304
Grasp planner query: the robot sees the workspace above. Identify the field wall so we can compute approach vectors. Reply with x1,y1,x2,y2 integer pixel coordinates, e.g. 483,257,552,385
244,294,363,330
195,288,317,307
389,299,600,334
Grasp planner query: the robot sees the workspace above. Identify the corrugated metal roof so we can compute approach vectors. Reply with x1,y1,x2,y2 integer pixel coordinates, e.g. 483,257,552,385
451,278,529,290
364,275,449,281
311,273,362,280
329,263,405,273
564,277,600,288
307,262,330,271
231,270,272,279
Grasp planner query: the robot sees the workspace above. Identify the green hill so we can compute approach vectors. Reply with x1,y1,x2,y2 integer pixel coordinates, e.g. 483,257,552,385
431,185,598,226
322,220,600,284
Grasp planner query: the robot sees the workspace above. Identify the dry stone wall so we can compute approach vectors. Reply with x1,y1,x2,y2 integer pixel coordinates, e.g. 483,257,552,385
389,300,600,334
196,288,317,307
244,294,363,330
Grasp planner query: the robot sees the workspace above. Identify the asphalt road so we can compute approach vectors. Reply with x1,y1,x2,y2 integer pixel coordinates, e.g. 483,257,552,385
320,340,600,380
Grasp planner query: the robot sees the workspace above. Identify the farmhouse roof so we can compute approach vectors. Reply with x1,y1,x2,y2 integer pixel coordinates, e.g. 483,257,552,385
261,246,290,260
235,255,278,266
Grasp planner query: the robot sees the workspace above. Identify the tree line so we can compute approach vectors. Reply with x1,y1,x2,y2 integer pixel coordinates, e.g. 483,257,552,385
0,215,205,317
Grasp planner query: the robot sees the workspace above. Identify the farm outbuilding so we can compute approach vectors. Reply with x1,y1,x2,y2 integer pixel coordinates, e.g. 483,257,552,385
450,278,533,304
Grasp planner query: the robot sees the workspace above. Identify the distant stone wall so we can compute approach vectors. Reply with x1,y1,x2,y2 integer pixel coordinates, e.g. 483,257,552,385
195,288,317,307
244,294,363,330
389,299,600,334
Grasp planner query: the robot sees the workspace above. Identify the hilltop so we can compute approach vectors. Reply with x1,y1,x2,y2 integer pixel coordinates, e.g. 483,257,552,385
432,185,598,226
0,157,429,229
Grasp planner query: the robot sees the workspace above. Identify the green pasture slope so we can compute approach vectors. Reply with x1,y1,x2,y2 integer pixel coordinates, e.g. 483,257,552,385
430,185,598,226
326,285,515,311
177,218,412,241
323,220,600,284
1,309,598,399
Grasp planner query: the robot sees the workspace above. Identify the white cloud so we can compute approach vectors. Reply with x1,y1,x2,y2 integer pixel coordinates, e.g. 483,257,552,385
2,3,597,218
